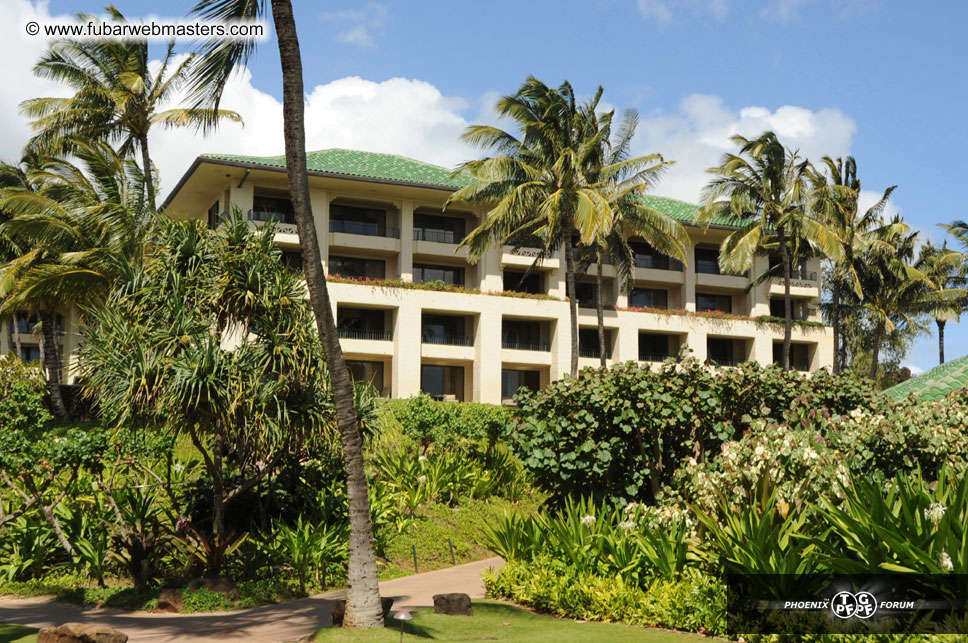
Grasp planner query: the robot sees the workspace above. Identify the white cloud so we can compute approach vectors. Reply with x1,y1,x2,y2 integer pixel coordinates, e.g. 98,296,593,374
902,363,925,376
0,0,74,164
637,0,728,23
634,94,856,203
322,3,388,47
760,0,878,22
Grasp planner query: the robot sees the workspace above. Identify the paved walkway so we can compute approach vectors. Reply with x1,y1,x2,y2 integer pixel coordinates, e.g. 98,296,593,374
0,557,504,643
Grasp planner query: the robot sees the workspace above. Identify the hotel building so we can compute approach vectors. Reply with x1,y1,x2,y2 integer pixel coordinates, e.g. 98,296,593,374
1,149,833,403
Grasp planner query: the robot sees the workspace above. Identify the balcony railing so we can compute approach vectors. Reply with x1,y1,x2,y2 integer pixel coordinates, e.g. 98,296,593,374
249,209,295,225
413,228,461,244
573,248,613,264
696,260,749,277
639,352,674,363
422,334,473,347
709,357,741,367
775,269,818,282
634,255,684,271
793,362,810,372
502,339,551,352
579,347,612,359
337,329,392,341
329,219,401,239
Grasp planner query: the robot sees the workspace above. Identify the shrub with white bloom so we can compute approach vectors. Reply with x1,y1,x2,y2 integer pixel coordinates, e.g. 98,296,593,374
803,448,818,460
925,502,946,524
416,475,427,485
618,520,636,532
939,551,954,573
418,455,427,462
580,514,596,526
624,502,639,513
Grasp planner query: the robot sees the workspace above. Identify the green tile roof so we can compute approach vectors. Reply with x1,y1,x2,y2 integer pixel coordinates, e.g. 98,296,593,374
200,148,743,227
883,355,968,402
201,149,476,190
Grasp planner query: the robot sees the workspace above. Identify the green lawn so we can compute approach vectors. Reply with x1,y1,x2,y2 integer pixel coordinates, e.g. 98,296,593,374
314,600,708,642
0,624,38,643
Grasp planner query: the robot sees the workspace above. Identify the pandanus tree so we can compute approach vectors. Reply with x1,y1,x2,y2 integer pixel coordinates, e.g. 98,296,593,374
0,141,150,420
21,6,240,210
698,132,841,370
187,0,383,626
575,110,689,367
811,156,898,372
448,77,622,377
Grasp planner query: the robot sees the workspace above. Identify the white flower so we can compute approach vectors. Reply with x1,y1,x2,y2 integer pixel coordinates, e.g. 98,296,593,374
938,551,954,573
804,448,818,460
173,462,185,473
416,475,427,485
618,520,636,532
624,502,639,514
850,407,865,419
754,445,766,458
925,502,946,524
580,514,596,526
418,455,427,462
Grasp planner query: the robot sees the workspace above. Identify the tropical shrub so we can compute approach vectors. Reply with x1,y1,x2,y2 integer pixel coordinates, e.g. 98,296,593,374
386,394,512,453
483,556,726,635
0,355,50,434
509,357,877,505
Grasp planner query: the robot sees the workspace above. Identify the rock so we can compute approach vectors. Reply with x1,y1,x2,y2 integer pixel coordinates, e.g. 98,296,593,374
330,597,394,626
156,588,183,613
186,575,239,600
37,622,128,643
433,592,472,616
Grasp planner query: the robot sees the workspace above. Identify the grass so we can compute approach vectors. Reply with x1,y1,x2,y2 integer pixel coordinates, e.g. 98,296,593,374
0,624,37,643
313,600,708,642
383,497,541,574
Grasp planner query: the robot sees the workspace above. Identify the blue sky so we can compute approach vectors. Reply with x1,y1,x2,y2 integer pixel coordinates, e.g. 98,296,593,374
4,0,967,371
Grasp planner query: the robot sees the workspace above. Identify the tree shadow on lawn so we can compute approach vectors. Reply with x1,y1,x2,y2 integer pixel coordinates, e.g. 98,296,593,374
0,623,38,643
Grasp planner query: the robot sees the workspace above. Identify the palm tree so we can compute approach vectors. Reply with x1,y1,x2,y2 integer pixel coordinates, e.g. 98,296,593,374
448,77,618,377
698,132,841,369
576,110,689,367
811,157,897,372
0,141,150,420
915,241,967,364
21,6,240,210
187,0,383,627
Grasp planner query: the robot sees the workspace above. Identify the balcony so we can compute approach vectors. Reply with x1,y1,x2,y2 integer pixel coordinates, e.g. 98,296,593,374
640,352,674,363
248,209,295,225
634,255,683,271
337,328,392,341
502,339,550,352
413,228,460,244
330,219,400,239
708,357,742,367
578,347,612,359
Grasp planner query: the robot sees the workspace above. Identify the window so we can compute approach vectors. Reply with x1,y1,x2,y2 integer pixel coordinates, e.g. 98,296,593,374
695,247,720,274
207,201,221,229
707,338,736,366
251,194,295,224
769,298,807,320
578,328,610,358
414,263,464,286
413,213,466,244
328,256,386,280
421,364,465,401
502,320,547,351
503,271,543,294
422,315,470,345
773,343,810,371
696,293,732,313
628,288,668,309
337,308,390,340
11,312,60,334
330,204,392,237
20,346,41,363
575,282,598,308
346,360,385,391
502,369,540,399
639,334,672,362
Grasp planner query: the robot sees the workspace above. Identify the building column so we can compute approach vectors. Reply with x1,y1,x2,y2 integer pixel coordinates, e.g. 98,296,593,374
479,246,503,293
617,322,637,363
399,199,414,282
684,264,697,312
474,310,502,403
392,299,422,398
310,190,329,271
750,254,771,317
687,329,707,361
550,303,572,382
751,335,773,366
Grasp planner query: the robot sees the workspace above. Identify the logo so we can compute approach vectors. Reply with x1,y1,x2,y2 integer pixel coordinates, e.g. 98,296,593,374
831,591,877,619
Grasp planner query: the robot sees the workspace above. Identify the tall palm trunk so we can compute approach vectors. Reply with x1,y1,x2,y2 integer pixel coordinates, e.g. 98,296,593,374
562,216,579,377
869,319,885,381
830,277,841,373
138,133,155,211
39,309,68,422
270,0,383,628
937,319,946,364
596,252,606,368
778,228,792,370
